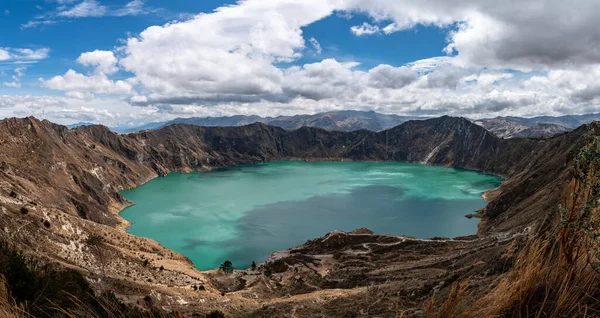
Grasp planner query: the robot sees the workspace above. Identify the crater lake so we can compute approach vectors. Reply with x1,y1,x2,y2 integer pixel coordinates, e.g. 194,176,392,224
120,161,502,270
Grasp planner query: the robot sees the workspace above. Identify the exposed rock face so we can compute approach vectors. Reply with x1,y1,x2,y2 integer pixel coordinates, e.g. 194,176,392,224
0,115,591,316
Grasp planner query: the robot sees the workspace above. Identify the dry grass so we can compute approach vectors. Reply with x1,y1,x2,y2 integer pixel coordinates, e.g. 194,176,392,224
425,282,469,318
0,272,184,318
0,275,27,318
427,130,600,318
472,240,599,317
427,237,600,318
51,293,184,318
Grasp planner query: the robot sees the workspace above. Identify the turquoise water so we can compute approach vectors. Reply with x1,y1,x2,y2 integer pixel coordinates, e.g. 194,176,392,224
120,161,502,270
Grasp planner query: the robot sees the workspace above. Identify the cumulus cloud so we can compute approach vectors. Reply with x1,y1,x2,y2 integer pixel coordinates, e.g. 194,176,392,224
42,70,133,98
0,95,67,109
118,0,342,105
283,59,364,100
76,50,118,74
348,0,600,69
40,50,130,99
423,66,471,89
0,94,157,127
367,65,417,89
23,0,600,125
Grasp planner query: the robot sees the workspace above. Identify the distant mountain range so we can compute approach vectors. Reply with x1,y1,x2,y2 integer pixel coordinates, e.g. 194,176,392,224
473,114,600,138
106,110,600,138
112,110,424,134
66,122,95,129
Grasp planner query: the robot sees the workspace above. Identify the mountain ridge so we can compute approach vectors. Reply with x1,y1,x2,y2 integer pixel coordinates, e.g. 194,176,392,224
111,110,600,140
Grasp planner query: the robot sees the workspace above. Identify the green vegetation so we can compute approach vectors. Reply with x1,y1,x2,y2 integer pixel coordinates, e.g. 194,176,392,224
219,260,233,274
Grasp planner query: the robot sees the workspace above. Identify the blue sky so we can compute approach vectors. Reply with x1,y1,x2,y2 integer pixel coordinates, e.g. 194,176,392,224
1,0,599,126
1,1,450,93
1,0,237,94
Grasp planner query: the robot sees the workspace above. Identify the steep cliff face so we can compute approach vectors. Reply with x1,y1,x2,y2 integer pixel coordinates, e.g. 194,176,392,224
0,115,589,316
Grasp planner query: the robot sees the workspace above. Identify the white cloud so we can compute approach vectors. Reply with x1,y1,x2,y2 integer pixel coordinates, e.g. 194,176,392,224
309,38,322,55
0,95,67,110
350,22,380,36
283,59,364,101
58,0,106,17
21,20,57,29
367,65,417,89
77,50,119,74
348,0,600,70
27,0,600,124
3,82,21,88
42,70,134,98
2,67,27,89
0,49,10,61
24,0,153,28
0,48,50,62
118,0,341,104
14,67,26,78
113,0,146,17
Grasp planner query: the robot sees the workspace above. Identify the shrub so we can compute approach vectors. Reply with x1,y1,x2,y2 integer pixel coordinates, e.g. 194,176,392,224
19,207,28,215
206,310,226,318
219,260,233,274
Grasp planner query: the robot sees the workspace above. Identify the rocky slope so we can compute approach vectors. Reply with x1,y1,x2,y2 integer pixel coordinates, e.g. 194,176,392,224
0,115,591,316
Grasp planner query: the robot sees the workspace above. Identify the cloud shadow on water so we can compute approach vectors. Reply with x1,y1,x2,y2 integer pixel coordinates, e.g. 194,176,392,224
204,184,485,269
